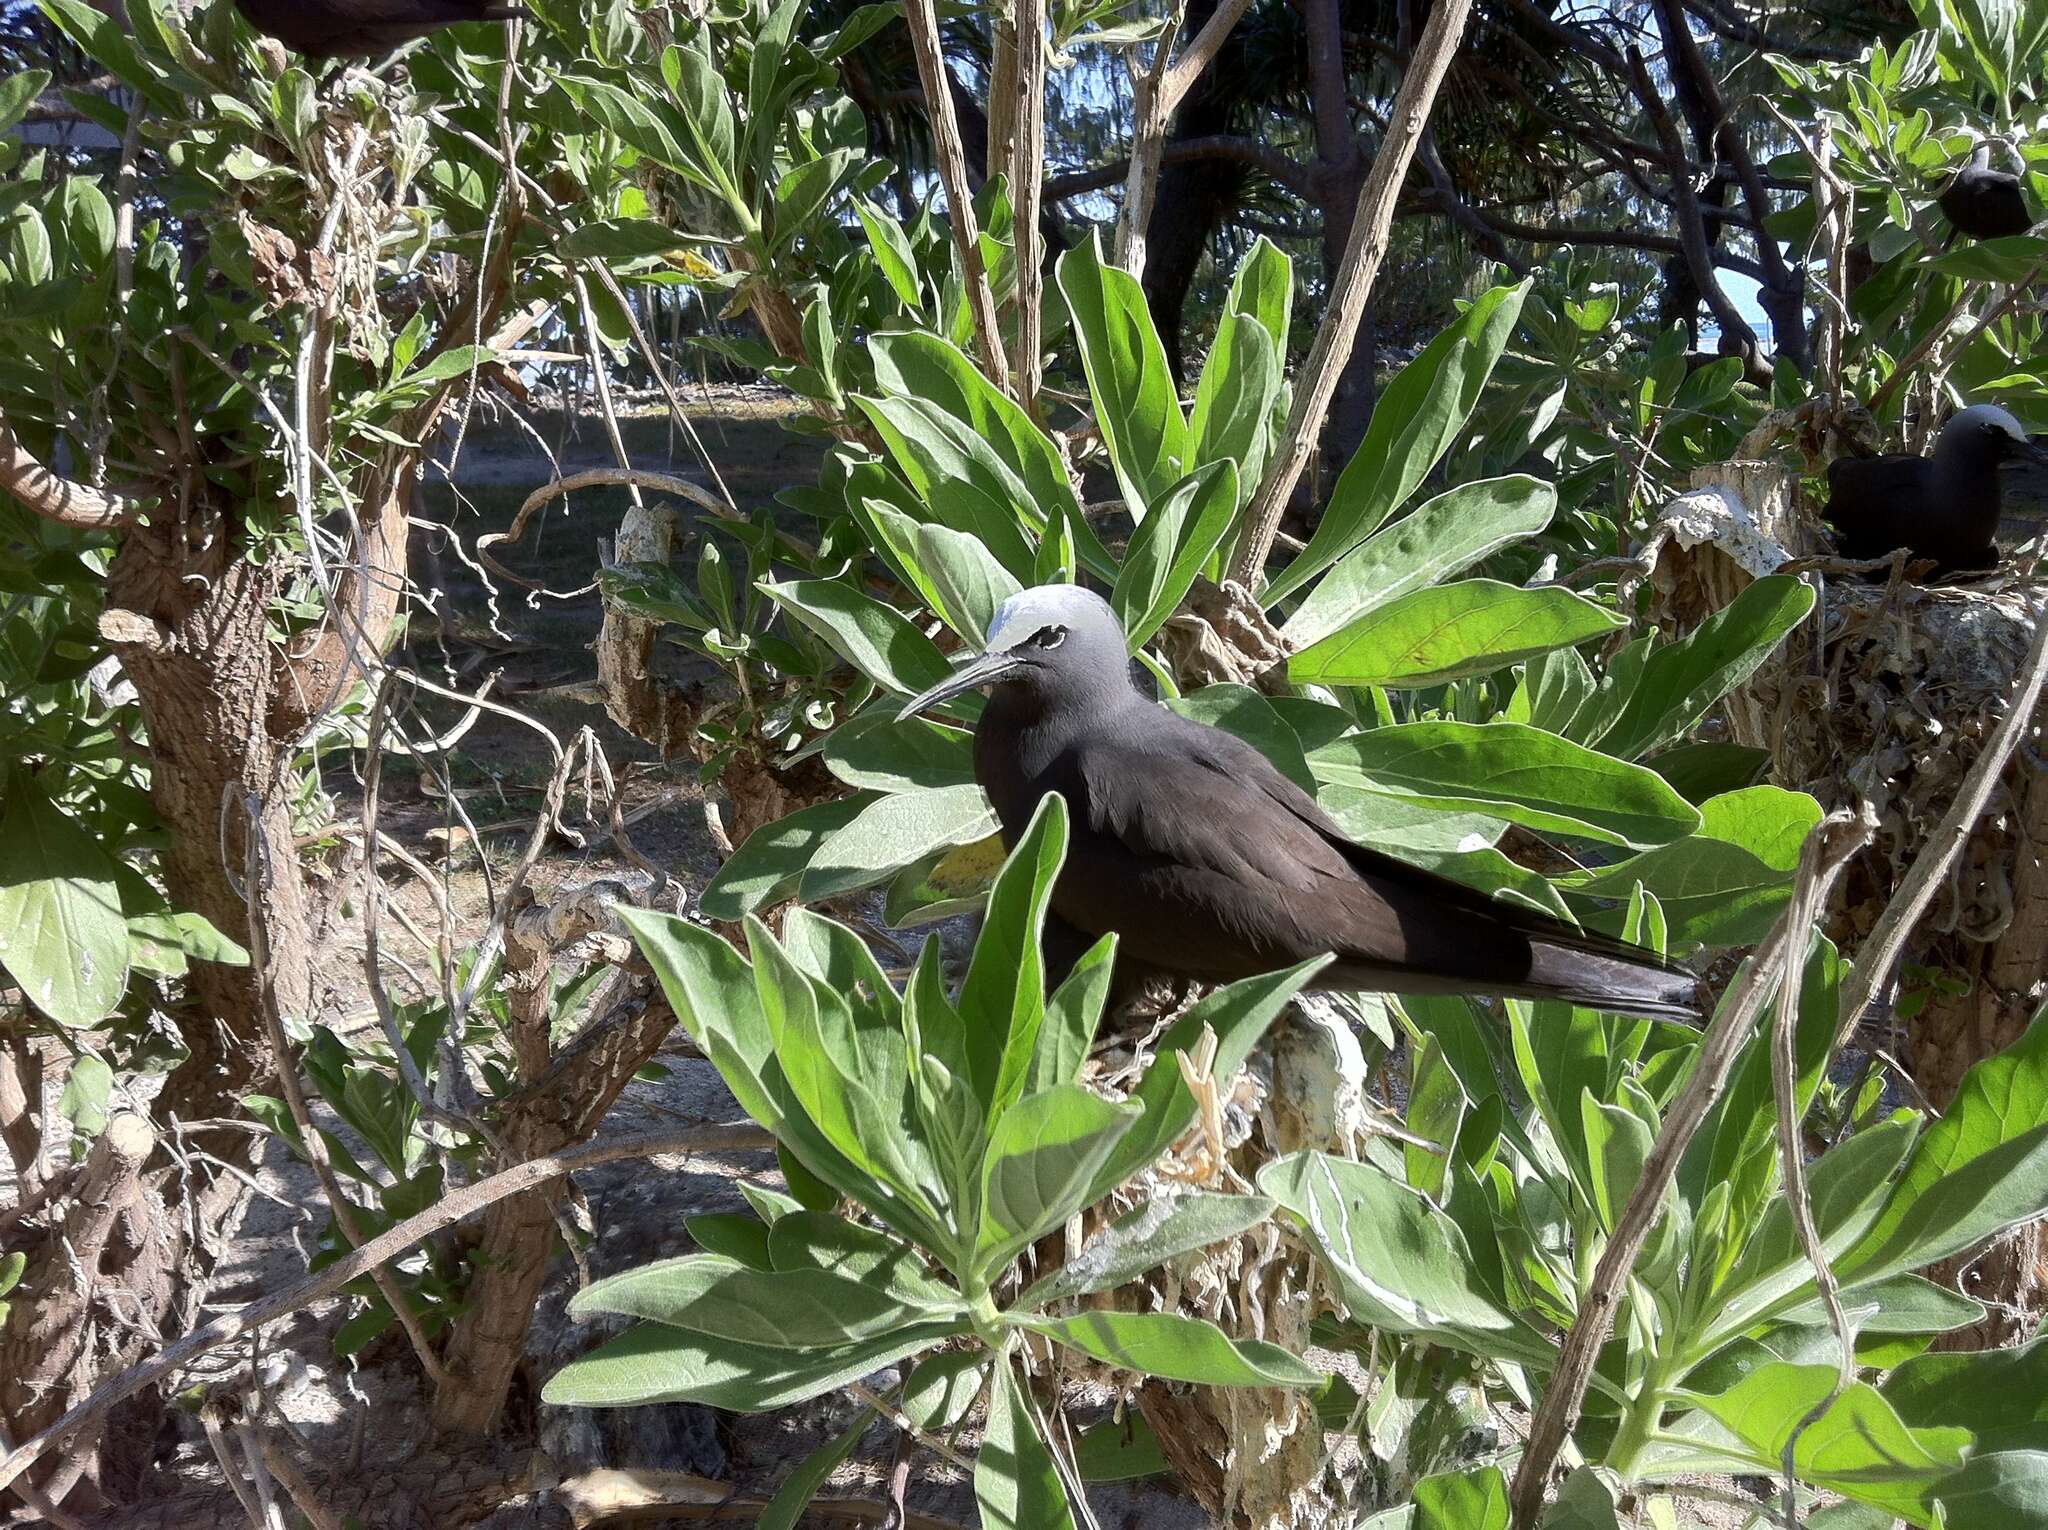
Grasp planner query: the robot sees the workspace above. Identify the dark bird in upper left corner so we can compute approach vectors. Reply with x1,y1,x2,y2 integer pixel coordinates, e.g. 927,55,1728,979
234,0,523,60
1939,144,2035,242
1823,403,2048,577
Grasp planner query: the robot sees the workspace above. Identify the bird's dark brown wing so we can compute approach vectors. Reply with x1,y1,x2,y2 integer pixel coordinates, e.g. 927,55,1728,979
1049,714,1692,1016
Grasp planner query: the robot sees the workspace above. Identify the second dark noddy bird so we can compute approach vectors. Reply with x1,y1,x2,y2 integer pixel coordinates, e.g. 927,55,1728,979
1939,145,2034,242
234,0,522,59
1823,403,2048,576
901,587,1699,1021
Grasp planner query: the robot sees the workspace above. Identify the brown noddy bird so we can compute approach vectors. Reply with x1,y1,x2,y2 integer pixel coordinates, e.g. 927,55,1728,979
1824,404,2048,577
900,586,1699,1021
234,0,522,59
1939,145,2034,242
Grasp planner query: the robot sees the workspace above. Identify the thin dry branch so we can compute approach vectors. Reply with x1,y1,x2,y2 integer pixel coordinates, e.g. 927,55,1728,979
902,0,1009,391
0,1123,775,1498
1507,808,1876,1527
1009,0,1048,415
1225,0,1475,587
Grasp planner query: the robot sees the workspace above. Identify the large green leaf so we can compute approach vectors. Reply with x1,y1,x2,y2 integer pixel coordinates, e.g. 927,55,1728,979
1840,1011,2048,1287
1692,1363,1967,1522
1885,1338,2048,1454
1365,1466,1514,1530
568,1253,949,1347
961,794,1068,1112
912,522,1023,644
1563,786,1821,949
1584,575,1815,761
976,1085,1139,1277
821,713,975,793
759,578,953,695
698,794,876,922
1024,1310,1321,1388
1261,1151,1532,1351
0,769,130,1026
1189,312,1278,492
1308,720,1701,849
1282,476,1558,651
799,784,995,901
541,1319,959,1411
1111,461,1239,647
1267,282,1529,605
869,330,1085,534
1017,1190,1278,1307
1025,933,1116,1099
1057,234,1188,514
1291,579,1621,689
976,1361,1078,1530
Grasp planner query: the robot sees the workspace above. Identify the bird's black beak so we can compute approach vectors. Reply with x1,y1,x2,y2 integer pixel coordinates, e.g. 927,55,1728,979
898,649,1022,720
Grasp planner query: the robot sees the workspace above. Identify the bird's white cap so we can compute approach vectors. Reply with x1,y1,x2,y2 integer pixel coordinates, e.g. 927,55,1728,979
1950,403,2029,442
983,584,1115,652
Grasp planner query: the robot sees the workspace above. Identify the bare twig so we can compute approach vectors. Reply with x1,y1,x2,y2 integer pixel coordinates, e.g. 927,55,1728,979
1009,0,1048,415
902,0,1009,391
1507,809,1875,1527
1225,0,1475,587
252,1429,346,1530
0,1123,775,1497
233,787,455,1390
199,1403,263,1529
1833,599,2048,1049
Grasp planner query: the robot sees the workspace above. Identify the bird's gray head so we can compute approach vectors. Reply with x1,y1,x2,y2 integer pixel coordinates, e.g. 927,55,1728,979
897,585,1135,720
1938,403,2048,471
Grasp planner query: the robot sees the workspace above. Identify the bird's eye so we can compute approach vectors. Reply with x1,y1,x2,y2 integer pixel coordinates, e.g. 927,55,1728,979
1029,625,1068,650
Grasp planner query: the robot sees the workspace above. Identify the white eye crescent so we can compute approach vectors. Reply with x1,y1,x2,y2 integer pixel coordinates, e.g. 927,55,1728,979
1030,625,1068,650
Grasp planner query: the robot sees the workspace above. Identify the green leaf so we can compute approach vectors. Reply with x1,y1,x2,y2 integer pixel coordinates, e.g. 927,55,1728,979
1307,720,1701,849
1189,312,1277,490
1884,1337,2048,1453
856,202,923,309
1543,1468,1621,1529
1268,281,1529,605
1057,234,1189,513
0,770,130,1026
1840,1012,2048,1287
976,1085,1139,1277
569,1253,950,1348
1586,575,1815,761
903,1350,988,1433
1024,1310,1321,1388
1291,579,1622,689
1413,1465,1511,1530
0,72,51,139
868,331,1094,564
962,795,1069,1112
1581,1091,1652,1233
770,148,858,246
1693,1363,1967,1521
912,522,1024,644
1223,235,1293,352
799,785,996,901
976,1361,1078,1530
1563,786,1820,949
698,795,877,922
557,218,691,261
822,714,975,794
56,1052,112,1140
1261,1151,1528,1349
542,1320,960,1411
759,579,953,695
1282,476,1559,651
757,1405,874,1530
1111,461,1239,647
1017,1190,1278,1308
1027,934,1116,1098
1074,1412,1171,1481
